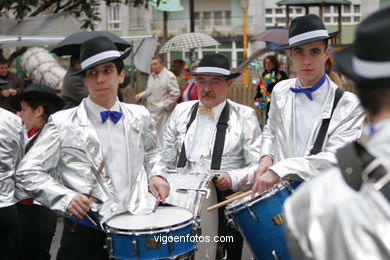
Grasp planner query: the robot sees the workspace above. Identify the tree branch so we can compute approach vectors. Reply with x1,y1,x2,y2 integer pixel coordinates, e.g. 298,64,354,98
30,0,58,16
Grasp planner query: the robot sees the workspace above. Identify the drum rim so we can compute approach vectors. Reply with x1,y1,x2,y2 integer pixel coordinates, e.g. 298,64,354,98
225,180,292,214
108,246,196,260
105,206,195,235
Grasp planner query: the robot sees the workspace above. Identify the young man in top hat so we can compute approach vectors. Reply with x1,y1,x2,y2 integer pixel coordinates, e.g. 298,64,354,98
284,6,390,259
15,36,169,260
0,106,24,259
160,53,262,259
251,14,365,195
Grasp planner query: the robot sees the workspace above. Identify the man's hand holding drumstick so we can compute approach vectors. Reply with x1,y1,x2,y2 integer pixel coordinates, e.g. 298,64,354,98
251,155,280,196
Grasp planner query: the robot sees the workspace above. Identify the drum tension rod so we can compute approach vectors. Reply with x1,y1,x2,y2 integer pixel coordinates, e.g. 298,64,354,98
132,232,138,257
168,230,175,255
176,188,210,199
246,205,259,223
272,250,281,260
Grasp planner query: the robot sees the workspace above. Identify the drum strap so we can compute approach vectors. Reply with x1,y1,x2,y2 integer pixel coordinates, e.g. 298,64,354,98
337,142,390,203
176,101,239,259
177,101,230,169
310,88,344,155
211,102,230,170
177,102,199,168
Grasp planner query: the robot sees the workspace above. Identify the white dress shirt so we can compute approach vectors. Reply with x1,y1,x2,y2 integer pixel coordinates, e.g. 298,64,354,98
294,78,329,156
85,97,129,213
187,100,227,163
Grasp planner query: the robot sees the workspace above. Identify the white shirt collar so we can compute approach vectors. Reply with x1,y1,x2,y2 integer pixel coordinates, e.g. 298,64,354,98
294,76,329,99
199,100,227,121
85,96,121,122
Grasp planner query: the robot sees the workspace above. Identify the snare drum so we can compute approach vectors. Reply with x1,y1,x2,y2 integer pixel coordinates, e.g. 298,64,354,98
166,172,215,216
166,172,218,259
225,180,301,260
105,207,196,260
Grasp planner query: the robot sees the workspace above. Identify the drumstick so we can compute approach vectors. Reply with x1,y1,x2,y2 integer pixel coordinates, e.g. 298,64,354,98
207,190,252,211
225,191,243,200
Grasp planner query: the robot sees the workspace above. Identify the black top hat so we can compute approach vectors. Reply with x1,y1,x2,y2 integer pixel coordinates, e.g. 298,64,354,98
279,14,338,49
10,83,65,111
335,6,390,87
188,53,240,79
75,35,131,75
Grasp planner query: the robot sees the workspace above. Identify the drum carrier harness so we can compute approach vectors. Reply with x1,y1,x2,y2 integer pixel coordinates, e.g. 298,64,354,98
177,101,243,260
336,142,390,202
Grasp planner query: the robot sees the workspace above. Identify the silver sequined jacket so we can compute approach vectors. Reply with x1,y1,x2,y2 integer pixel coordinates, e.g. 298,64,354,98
15,100,164,222
0,108,24,207
160,99,262,191
284,119,390,260
262,77,365,180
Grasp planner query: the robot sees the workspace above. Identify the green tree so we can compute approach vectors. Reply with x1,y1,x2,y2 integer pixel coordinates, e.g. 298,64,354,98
0,0,151,30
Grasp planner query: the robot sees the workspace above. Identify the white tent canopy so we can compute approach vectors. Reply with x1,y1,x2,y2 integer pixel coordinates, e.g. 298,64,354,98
0,13,83,36
0,13,157,73
0,35,157,73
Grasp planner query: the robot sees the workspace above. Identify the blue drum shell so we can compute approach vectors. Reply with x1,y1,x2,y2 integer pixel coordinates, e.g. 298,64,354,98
108,224,195,260
225,181,301,260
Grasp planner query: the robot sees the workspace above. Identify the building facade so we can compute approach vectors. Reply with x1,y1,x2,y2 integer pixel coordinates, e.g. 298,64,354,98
95,0,380,67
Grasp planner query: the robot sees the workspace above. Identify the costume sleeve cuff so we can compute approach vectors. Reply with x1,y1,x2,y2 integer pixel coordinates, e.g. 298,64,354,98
269,163,291,179
63,192,78,216
260,153,273,160
227,171,239,191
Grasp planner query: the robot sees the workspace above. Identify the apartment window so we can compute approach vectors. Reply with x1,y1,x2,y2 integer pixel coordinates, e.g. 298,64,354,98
343,4,351,13
275,8,283,14
265,9,273,14
342,16,351,22
324,6,331,13
108,4,121,30
354,16,360,23
354,5,360,13
324,17,331,23
194,12,201,26
296,8,302,14
333,17,339,23
225,11,231,26
203,11,211,26
265,17,273,24
275,17,286,24
214,11,222,26
129,7,144,29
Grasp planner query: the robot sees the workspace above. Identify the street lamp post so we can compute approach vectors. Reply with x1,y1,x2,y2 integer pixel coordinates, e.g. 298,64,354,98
241,0,249,87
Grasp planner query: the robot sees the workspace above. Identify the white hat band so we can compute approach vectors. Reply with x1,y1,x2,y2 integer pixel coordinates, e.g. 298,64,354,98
196,66,230,75
289,29,329,46
352,56,390,79
81,50,121,69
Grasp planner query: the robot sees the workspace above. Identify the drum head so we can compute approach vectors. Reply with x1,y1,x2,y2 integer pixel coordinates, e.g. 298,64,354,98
106,207,193,230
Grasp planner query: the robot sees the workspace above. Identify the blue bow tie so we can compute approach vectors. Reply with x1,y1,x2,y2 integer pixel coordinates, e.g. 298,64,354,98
100,110,122,124
290,74,327,101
